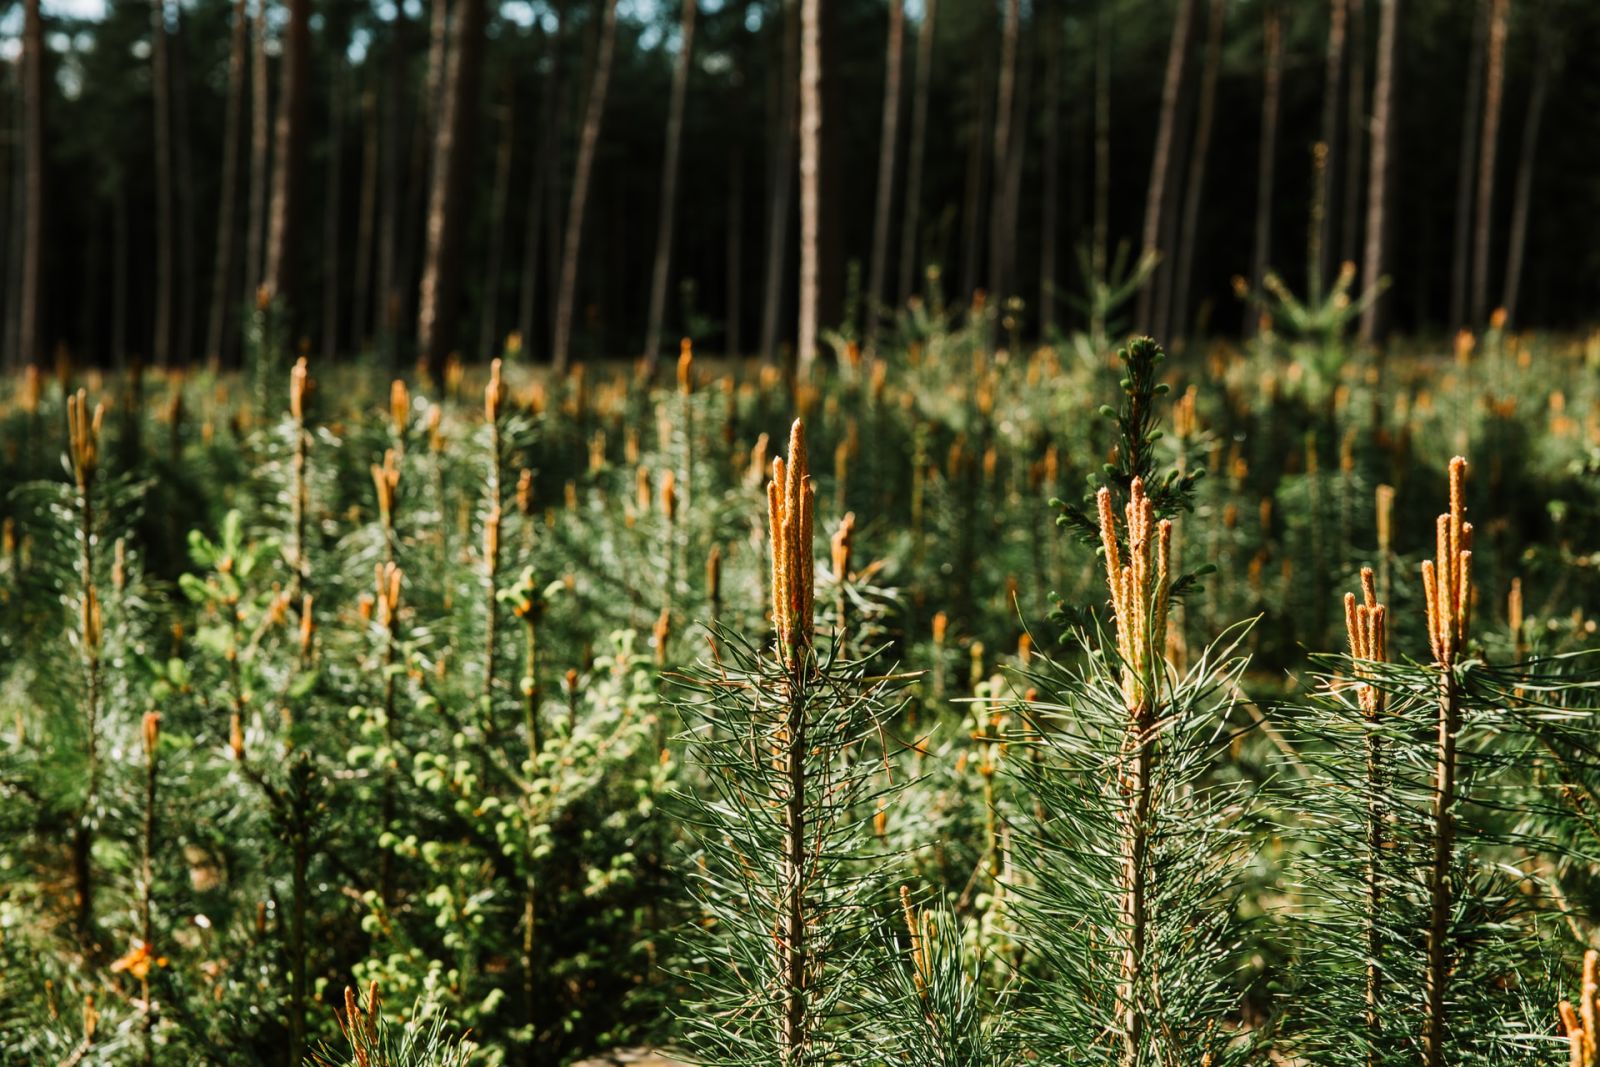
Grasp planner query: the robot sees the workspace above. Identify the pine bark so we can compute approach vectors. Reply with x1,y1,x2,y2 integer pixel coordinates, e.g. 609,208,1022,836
263,0,310,305
896,0,935,304
375,10,409,356
551,0,620,370
517,18,559,353
1449,0,1487,330
19,0,43,366
1135,0,1195,334
1318,0,1347,291
417,0,488,375
643,0,699,369
1092,1,1110,289
1469,0,1509,325
865,0,903,349
796,0,822,368
1249,2,1283,334
1039,2,1061,335
352,85,379,353
986,0,1021,312
759,0,799,365
322,61,346,361
151,0,175,366
205,0,249,366
1358,0,1398,344
245,0,270,307
1501,23,1552,328
1171,0,1224,344
478,89,516,363
1340,0,1366,268
172,5,198,363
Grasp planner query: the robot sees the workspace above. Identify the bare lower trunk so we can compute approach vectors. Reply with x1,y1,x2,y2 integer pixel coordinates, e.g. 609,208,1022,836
245,0,271,308
1092,1,1110,288
1340,0,1366,268
1249,2,1282,333
1135,0,1194,333
18,0,43,366
796,0,822,369
1468,0,1508,325
643,0,698,369
264,0,310,305
1500,23,1551,328
375,14,407,357
996,18,1031,327
864,0,903,349
1171,0,1223,343
1357,0,1398,344
1039,3,1060,335
152,0,174,365
352,87,379,353
322,62,346,361
1318,0,1347,292
478,89,516,362
896,0,935,305
958,54,992,305
552,0,619,370
1448,0,1487,330
759,0,799,366
205,0,248,365
516,20,558,353
985,0,1020,315
173,6,197,363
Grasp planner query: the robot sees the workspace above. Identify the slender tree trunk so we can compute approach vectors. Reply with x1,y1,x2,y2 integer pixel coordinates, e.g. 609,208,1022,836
113,181,129,367
399,0,451,349
1092,0,1110,289
1469,0,1508,325
322,62,346,361
376,11,408,359
759,0,798,366
896,0,936,304
986,0,1020,314
1039,1,1061,336
551,0,619,370
264,0,310,306
151,0,175,366
1249,2,1283,334
958,52,992,305
796,0,823,368
1135,0,1195,333
173,4,197,363
352,86,379,353
418,0,488,376
1501,23,1552,328
205,0,248,366
19,0,44,367
997,17,1032,325
1172,0,1223,344
1,68,14,368
864,0,903,349
726,145,744,357
478,88,516,362
1318,0,1347,292
1341,0,1366,268
1358,0,1398,344
1151,25,1195,344
1448,0,1487,330
245,0,271,309
643,0,698,369
516,22,556,354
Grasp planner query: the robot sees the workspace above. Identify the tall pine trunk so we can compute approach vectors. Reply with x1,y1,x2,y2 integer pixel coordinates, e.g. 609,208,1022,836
726,144,744,357
172,5,197,363
1092,0,1110,290
417,0,488,376
264,0,310,306
245,0,271,307
205,0,248,366
986,0,1020,313
759,0,798,366
1501,23,1552,328
1468,0,1508,325
1340,0,1366,268
1448,0,1487,330
151,0,174,366
322,60,346,361
1039,0,1060,335
375,11,409,358
1249,2,1282,335
1171,0,1223,344
477,87,516,363
1318,0,1347,292
643,0,698,369
352,85,379,353
896,0,936,304
19,0,44,366
958,49,992,306
796,0,822,368
551,0,619,370
864,0,903,349
1358,0,1398,344
1135,0,1195,333
516,18,558,354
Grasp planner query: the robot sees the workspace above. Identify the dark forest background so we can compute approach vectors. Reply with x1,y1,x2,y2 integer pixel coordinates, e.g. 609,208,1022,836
2,0,1599,373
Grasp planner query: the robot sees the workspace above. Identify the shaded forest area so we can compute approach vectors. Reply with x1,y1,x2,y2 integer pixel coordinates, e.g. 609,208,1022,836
2,0,1600,375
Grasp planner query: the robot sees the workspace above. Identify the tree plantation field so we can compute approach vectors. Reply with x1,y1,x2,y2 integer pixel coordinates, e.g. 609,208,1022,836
1,323,1600,1065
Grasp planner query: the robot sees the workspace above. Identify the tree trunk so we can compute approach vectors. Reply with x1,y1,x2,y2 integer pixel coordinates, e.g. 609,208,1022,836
996,14,1032,326
352,85,379,353
1318,0,1347,294
245,0,271,308
896,0,936,305
322,61,346,361
19,0,44,366
1357,0,1398,344
1039,0,1061,336
172,4,198,363
1092,0,1110,288
958,50,992,305
113,182,130,368
1469,0,1508,325
516,20,558,355
1501,22,1551,328
205,0,248,366
1249,2,1283,334
726,145,744,357
1172,0,1223,344
759,0,798,366
864,0,903,349
986,0,1020,313
151,0,175,366
417,0,488,376
1448,0,1487,330
643,0,698,369
264,0,310,306
796,0,822,368
1135,0,1195,334
376,11,409,359
551,0,619,370
1340,0,1366,268
478,87,516,362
